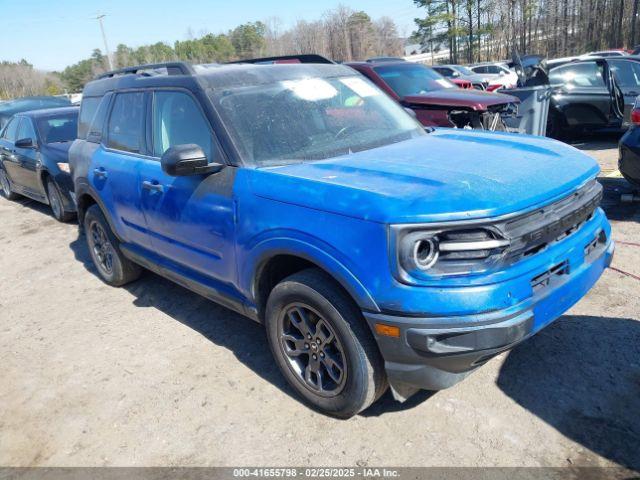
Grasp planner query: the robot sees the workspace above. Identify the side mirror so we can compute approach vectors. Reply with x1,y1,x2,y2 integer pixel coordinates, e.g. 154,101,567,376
161,144,224,177
15,137,34,149
452,71,461,78
499,71,506,76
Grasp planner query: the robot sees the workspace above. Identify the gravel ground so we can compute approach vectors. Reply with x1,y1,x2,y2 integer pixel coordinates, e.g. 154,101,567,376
0,140,638,470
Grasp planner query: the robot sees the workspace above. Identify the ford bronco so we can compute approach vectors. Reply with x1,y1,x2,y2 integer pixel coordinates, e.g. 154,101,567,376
69,61,613,418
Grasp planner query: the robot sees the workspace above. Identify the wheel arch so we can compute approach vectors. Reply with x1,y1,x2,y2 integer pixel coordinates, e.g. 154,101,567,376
74,184,121,240
247,240,380,322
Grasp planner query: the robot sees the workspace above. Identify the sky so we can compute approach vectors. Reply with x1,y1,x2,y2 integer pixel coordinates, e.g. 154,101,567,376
0,0,423,71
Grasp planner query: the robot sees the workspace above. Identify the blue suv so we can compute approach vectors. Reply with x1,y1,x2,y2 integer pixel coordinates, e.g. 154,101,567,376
70,61,614,418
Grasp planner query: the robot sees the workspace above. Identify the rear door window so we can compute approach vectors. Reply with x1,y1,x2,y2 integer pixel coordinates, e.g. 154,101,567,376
609,60,640,89
106,92,146,154
549,62,606,88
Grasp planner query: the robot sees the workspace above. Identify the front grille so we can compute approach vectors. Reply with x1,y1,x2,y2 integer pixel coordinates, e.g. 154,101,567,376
499,179,603,264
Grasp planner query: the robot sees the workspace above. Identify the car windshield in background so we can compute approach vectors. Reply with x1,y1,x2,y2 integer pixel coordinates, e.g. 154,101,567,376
36,113,78,144
373,63,455,97
211,75,425,166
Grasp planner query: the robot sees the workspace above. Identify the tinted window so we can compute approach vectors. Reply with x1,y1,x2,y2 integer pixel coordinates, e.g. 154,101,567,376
78,97,101,140
374,64,455,96
2,117,21,142
107,92,145,153
152,91,214,159
36,113,79,144
435,67,454,77
549,62,606,88
87,95,111,142
472,66,487,74
609,60,640,88
17,118,37,142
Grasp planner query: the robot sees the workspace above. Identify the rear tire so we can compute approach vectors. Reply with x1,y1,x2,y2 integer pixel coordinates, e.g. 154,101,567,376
84,204,142,286
0,168,19,200
46,177,74,222
546,109,567,140
265,268,387,418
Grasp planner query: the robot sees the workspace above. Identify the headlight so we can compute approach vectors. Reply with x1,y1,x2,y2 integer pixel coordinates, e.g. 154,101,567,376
392,225,510,281
57,162,70,173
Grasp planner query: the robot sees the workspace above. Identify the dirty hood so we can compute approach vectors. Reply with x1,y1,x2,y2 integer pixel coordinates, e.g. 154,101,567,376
249,129,600,224
403,89,518,111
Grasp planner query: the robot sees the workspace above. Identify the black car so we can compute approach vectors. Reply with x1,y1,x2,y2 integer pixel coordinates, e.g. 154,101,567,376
619,96,640,188
0,106,79,221
547,57,640,138
0,96,71,131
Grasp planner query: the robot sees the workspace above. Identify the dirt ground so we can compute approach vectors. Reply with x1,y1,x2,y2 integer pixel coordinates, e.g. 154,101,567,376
1,138,639,470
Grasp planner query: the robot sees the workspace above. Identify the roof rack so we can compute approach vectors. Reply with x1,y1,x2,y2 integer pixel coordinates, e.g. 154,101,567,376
97,61,195,79
227,54,334,65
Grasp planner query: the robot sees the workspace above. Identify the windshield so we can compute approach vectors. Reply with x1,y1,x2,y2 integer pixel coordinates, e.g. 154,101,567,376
211,75,425,167
36,112,78,143
373,63,455,97
455,66,475,75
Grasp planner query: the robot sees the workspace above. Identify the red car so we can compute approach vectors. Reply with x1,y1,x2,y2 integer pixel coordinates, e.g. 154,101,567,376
346,61,520,130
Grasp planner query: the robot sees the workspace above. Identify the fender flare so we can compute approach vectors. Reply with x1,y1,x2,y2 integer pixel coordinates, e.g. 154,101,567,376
241,232,380,313
74,179,123,240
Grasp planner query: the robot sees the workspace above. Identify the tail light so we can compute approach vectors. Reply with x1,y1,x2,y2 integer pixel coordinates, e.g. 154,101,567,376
632,104,640,125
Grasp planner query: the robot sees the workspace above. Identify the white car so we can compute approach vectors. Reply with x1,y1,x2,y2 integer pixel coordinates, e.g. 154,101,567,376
469,63,519,90
580,50,630,58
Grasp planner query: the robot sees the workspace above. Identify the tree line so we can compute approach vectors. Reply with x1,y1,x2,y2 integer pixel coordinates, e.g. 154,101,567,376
0,5,403,97
0,60,63,100
412,0,639,64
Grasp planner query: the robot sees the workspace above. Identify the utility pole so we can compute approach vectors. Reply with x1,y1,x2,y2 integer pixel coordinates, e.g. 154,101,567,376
632,0,640,47
94,14,113,70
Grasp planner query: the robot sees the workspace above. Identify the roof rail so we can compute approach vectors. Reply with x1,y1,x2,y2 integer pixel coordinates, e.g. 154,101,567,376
227,54,334,65
97,61,195,79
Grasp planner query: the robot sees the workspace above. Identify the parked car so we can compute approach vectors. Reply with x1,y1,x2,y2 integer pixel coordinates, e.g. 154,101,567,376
432,65,489,90
347,61,519,130
366,57,406,63
70,61,613,418
619,96,640,187
0,96,71,130
469,62,519,90
580,50,630,58
547,57,640,137
0,107,79,221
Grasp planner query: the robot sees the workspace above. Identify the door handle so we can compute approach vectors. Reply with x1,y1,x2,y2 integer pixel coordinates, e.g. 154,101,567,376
93,168,107,179
142,180,164,193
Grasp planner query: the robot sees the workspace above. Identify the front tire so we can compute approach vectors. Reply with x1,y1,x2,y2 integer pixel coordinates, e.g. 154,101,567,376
84,204,142,286
46,177,74,222
265,268,387,418
0,168,19,200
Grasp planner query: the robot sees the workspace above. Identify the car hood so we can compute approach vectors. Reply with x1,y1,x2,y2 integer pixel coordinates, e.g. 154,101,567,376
249,130,600,224
402,89,518,110
41,142,72,163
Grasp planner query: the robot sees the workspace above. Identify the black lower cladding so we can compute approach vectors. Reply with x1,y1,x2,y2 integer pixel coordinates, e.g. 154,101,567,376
364,308,535,390
619,126,640,188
